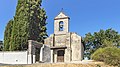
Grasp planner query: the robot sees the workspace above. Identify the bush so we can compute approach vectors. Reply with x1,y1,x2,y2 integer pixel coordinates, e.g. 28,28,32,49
91,47,120,66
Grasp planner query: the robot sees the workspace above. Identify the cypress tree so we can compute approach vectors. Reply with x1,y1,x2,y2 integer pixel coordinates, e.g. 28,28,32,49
38,8,48,43
10,0,29,51
9,0,47,51
4,20,13,51
28,0,48,43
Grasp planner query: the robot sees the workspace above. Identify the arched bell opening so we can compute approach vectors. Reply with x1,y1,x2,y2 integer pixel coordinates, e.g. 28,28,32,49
59,21,64,31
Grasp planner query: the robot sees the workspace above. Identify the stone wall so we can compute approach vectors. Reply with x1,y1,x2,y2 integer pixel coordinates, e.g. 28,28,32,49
55,34,66,46
0,51,28,64
64,33,71,62
71,33,83,61
28,40,43,64
44,34,54,47
40,45,51,63
44,32,84,63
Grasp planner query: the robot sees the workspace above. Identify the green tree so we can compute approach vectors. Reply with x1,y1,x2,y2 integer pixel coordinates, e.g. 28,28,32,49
5,0,48,51
91,47,120,66
0,46,3,51
28,0,48,43
0,41,3,51
37,8,48,43
10,0,29,50
4,20,13,51
83,28,120,59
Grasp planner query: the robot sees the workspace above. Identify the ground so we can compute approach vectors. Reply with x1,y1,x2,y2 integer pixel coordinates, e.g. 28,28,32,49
0,60,115,67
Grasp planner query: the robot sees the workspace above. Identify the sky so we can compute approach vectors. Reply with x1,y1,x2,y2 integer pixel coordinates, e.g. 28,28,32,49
0,0,120,41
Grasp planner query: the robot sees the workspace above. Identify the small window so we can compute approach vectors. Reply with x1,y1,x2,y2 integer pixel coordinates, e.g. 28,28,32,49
59,21,64,31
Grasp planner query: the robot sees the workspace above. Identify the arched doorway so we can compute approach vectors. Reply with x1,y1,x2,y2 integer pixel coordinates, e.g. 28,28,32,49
57,50,64,62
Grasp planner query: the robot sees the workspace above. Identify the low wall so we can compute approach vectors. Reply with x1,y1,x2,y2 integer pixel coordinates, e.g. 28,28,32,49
0,51,28,64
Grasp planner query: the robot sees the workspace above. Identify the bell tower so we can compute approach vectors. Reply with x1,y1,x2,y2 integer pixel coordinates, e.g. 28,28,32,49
54,12,70,34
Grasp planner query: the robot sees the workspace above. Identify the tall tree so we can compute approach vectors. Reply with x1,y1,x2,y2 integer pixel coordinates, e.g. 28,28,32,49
4,20,13,51
8,0,47,51
10,0,29,51
83,28,120,59
28,0,47,43
37,8,48,43
0,41,3,51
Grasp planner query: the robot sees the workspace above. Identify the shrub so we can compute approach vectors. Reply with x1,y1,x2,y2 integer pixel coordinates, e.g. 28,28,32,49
91,47,120,66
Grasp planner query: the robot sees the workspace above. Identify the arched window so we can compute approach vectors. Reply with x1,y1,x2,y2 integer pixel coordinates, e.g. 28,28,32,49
59,21,64,31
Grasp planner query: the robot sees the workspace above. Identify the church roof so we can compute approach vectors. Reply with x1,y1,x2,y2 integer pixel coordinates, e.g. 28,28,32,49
54,11,70,20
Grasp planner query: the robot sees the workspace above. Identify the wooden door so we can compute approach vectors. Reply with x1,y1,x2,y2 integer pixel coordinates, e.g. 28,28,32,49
57,50,64,62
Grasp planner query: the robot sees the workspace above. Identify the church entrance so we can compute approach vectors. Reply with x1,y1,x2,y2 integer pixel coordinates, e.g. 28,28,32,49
57,50,64,62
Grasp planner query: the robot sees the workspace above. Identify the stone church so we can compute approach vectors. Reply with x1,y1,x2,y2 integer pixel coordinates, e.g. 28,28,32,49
44,11,84,63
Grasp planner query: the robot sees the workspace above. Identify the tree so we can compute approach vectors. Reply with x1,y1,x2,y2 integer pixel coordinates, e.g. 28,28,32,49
83,32,94,59
37,8,48,43
0,41,3,51
0,46,3,51
83,28,120,59
28,0,48,43
91,47,120,66
10,0,29,50
4,20,13,51
4,0,47,51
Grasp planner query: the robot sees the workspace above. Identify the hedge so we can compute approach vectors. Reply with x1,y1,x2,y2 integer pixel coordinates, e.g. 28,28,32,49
91,47,120,66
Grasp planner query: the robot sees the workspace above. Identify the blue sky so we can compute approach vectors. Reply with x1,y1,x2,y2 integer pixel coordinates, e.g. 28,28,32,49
0,0,120,41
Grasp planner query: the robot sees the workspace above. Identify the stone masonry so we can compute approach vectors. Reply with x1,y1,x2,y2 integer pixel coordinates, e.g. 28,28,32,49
44,11,84,63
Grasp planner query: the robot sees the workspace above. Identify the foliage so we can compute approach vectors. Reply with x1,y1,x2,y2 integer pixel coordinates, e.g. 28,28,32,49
4,20,13,51
91,47,120,66
0,41,3,51
0,46,3,51
83,28,120,59
10,0,30,50
4,0,47,51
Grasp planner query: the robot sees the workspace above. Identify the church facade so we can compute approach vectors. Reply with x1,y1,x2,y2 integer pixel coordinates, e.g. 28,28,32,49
44,12,84,63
